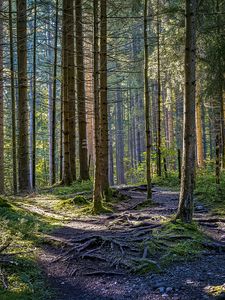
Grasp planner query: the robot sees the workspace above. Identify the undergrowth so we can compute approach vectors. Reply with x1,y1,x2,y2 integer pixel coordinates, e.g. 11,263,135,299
138,220,208,273
0,200,56,299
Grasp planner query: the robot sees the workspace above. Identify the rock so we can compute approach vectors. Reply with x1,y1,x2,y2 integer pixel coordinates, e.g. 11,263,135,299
166,287,173,293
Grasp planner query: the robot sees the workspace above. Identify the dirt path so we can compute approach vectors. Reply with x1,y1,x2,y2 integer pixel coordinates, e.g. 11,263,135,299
36,187,225,300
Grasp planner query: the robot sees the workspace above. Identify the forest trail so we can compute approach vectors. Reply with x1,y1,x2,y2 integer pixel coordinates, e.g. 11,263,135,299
33,186,225,300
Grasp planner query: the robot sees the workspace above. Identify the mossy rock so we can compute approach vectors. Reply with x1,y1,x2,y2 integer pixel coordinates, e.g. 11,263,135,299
0,197,11,208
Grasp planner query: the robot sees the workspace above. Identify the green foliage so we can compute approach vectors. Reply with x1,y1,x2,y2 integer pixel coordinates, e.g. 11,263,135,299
153,172,180,190
195,170,225,215
51,180,92,196
142,220,207,270
0,203,56,299
0,198,11,208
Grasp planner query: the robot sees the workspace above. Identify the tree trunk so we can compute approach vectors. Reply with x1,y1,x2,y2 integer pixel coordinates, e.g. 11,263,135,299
50,0,59,185
156,0,162,177
176,0,197,223
144,0,152,199
100,0,109,193
116,87,125,185
68,0,76,181
75,0,89,180
17,0,31,193
62,0,72,185
32,0,37,189
0,0,4,194
9,0,17,194
196,81,204,168
93,0,103,212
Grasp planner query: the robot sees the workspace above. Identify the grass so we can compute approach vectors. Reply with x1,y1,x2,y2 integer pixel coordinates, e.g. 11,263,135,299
0,200,58,299
49,180,93,197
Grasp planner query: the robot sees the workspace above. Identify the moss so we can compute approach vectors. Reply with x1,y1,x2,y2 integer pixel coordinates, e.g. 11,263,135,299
0,198,11,208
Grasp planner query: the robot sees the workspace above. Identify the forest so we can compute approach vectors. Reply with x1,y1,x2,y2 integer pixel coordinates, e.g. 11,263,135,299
0,0,225,299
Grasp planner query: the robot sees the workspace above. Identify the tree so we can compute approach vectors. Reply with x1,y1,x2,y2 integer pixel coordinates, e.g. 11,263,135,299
75,0,89,181
9,0,17,194
93,0,103,212
176,0,197,223
99,0,109,194
62,0,72,185
0,0,4,194
50,0,59,185
144,0,152,200
31,0,37,189
17,0,31,193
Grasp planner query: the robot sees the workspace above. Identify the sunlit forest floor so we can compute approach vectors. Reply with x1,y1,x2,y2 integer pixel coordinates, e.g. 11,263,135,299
0,173,225,300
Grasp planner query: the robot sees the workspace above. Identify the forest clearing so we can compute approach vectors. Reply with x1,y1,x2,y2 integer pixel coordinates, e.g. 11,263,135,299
0,0,225,299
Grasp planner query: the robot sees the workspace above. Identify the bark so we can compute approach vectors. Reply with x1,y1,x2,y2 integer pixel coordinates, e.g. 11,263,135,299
196,81,204,168
50,0,59,185
156,0,162,177
17,0,31,193
144,0,152,199
108,107,114,186
93,0,103,212
176,0,197,223
62,0,72,185
32,0,37,189
100,0,109,193
0,0,4,194
75,0,89,180
68,0,76,181
116,88,125,185
9,0,17,194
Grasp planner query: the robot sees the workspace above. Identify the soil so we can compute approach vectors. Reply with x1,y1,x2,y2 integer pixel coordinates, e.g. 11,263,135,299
35,186,225,300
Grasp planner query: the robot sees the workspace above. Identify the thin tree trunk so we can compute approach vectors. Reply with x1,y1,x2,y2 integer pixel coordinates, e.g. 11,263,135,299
0,0,4,194
100,0,109,193
32,0,37,189
9,0,17,194
156,0,162,177
17,0,31,193
196,81,204,168
176,0,197,223
144,0,152,199
62,0,72,185
68,0,76,181
50,0,59,185
75,0,89,180
93,0,103,212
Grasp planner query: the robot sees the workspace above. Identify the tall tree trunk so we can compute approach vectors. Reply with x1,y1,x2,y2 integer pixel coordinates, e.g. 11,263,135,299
17,0,31,193
108,106,114,186
100,0,109,193
75,0,89,180
9,0,17,194
176,0,197,223
0,0,4,194
144,0,152,199
93,0,103,212
68,0,76,181
156,0,162,177
50,0,59,185
32,0,37,189
115,87,125,185
196,81,204,168
62,0,72,185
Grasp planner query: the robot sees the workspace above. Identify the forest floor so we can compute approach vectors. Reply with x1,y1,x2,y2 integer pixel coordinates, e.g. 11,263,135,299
26,185,225,299
1,183,225,300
